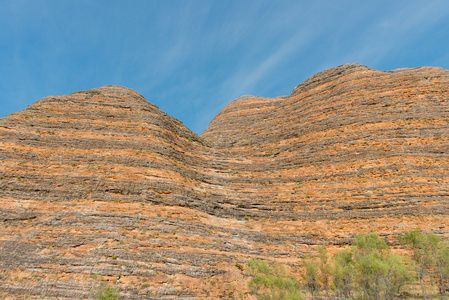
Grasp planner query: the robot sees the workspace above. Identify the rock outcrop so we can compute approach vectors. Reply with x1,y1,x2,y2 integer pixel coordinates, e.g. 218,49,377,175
0,63,448,298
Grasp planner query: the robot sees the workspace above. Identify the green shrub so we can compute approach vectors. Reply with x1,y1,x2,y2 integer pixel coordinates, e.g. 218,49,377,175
332,247,355,299
317,246,332,296
400,229,449,298
302,260,319,297
438,243,449,295
235,262,244,271
95,285,119,300
245,231,446,299
352,233,413,299
247,258,304,300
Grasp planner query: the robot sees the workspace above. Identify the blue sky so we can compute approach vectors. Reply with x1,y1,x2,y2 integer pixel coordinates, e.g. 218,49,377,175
1,0,449,134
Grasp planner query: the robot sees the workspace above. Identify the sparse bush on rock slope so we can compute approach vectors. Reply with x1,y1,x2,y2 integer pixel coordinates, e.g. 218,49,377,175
95,285,119,300
247,258,304,300
299,232,413,299
400,229,449,299
251,231,448,299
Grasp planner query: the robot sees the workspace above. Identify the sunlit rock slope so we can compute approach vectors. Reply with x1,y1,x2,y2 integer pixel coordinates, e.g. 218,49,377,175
0,63,448,298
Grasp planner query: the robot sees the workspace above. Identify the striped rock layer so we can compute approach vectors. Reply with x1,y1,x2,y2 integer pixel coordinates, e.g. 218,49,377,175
0,63,448,298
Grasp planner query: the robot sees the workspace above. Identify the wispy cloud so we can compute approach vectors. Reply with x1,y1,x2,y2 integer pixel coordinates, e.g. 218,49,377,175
224,28,318,97
330,1,449,69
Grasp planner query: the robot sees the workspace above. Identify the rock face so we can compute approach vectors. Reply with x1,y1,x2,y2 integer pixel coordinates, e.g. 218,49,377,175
0,63,448,298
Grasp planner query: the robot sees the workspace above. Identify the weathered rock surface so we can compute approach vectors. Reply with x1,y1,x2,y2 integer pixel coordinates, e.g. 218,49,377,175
0,63,448,298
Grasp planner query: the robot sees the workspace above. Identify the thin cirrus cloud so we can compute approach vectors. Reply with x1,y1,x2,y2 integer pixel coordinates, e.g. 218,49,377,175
223,23,323,99
339,1,449,69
